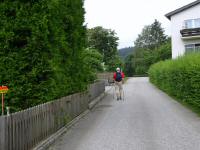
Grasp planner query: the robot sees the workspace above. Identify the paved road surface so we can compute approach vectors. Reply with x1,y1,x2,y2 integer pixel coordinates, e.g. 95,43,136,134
48,77,200,150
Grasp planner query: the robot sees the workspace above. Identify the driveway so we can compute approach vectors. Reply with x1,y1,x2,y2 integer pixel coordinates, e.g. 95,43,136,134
48,77,200,150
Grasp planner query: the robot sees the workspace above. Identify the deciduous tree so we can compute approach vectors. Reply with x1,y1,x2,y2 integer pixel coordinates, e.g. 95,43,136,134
87,26,119,65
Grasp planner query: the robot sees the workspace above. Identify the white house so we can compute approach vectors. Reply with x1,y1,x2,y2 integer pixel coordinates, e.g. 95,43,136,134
165,0,200,58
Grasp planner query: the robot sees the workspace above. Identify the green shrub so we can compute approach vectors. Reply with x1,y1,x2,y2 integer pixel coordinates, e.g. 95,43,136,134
149,53,200,108
0,0,91,112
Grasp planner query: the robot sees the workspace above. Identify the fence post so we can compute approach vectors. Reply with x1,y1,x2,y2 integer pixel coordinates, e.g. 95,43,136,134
0,116,6,150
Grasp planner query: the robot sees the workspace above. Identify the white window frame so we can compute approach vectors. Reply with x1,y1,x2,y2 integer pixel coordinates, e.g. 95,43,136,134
184,18,200,29
185,43,200,53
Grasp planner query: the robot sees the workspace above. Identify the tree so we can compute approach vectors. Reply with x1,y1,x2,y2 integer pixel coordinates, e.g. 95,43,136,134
125,20,171,76
156,37,172,60
83,48,103,72
132,48,149,75
134,19,167,50
87,26,119,65
106,55,124,71
81,48,104,83
0,0,91,112
124,54,134,76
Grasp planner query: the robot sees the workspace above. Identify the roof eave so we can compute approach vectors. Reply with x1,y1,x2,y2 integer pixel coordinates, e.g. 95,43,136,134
165,14,171,20
165,0,200,21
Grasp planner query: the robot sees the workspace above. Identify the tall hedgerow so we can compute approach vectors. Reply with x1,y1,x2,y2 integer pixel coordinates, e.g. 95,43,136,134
149,53,200,109
0,0,89,112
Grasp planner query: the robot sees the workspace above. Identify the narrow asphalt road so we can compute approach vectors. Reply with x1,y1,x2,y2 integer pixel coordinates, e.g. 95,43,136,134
48,77,200,150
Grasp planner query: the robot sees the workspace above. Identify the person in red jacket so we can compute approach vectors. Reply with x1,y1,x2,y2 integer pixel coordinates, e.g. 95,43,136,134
113,67,125,100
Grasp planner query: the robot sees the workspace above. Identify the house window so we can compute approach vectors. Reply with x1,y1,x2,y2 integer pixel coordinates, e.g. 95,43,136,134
185,20,193,29
195,43,200,52
184,18,200,29
185,43,200,53
195,19,200,28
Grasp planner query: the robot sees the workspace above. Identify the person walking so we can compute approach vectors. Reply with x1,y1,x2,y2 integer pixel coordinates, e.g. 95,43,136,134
113,67,125,100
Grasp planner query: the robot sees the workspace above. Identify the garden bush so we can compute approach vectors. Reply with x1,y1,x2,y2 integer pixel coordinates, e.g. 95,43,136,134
149,53,200,108
0,0,91,112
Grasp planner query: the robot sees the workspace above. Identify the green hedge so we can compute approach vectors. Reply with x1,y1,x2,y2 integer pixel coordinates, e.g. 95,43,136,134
0,0,91,112
149,53,200,108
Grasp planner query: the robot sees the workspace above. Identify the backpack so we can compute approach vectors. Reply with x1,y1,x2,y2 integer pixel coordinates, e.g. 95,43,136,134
115,72,122,82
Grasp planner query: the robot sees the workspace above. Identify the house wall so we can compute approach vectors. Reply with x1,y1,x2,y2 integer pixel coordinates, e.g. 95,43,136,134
170,4,200,58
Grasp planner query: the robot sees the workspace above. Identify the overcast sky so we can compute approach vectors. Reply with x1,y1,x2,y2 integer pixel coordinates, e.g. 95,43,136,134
84,0,195,49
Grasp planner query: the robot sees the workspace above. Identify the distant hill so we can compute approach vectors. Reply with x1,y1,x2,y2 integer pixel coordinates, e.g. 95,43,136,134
118,47,135,60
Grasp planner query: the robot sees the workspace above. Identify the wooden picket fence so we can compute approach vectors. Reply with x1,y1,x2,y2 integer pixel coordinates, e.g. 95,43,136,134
0,81,105,150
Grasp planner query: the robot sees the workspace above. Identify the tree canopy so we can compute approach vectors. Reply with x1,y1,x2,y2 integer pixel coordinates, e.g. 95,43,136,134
0,0,95,112
87,26,119,67
83,48,103,79
134,19,167,50
124,20,171,76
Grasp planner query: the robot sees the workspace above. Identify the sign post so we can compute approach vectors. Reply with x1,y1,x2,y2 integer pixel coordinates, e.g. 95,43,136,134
0,86,9,115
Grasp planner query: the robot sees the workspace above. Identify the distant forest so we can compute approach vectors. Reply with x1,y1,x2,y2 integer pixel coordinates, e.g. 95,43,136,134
118,47,135,60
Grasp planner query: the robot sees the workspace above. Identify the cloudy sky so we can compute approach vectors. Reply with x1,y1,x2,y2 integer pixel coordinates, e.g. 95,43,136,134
84,0,195,49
